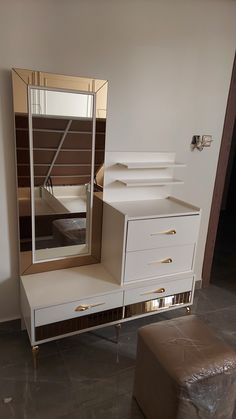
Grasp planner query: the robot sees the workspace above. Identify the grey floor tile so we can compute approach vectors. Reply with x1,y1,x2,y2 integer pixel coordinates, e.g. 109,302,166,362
199,306,236,348
59,393,144,419
192,285,236,314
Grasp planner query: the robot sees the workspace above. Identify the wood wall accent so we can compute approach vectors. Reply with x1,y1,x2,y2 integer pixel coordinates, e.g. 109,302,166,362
15,114,106,187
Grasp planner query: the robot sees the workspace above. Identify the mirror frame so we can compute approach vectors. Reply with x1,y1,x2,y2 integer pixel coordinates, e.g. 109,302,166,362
12,68,108,275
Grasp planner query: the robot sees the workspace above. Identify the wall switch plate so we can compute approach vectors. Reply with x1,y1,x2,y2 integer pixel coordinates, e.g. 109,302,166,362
191,135,213,151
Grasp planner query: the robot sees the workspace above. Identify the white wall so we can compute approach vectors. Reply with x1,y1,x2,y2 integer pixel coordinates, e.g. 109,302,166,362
0,0,235,321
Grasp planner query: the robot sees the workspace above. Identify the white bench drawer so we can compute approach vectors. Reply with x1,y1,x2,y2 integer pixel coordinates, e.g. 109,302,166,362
126,215,199,252
35,291,124,326
124,276,194,305
124,244,195,282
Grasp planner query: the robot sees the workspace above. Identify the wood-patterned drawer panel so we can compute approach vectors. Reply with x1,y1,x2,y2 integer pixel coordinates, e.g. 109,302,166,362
124,277,194,305
35,291,124,326
126,215,199,252
124,244,195,282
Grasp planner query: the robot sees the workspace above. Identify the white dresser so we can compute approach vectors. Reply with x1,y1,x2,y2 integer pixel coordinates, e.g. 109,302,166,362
21,196,200,346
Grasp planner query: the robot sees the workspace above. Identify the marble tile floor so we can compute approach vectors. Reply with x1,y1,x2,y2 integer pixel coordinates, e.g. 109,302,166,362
0,278,235,419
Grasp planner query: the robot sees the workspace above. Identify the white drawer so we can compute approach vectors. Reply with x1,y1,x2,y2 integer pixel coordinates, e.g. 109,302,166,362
124,276,194,305
126,215,199,252
124,244,195,282
35,291,124,327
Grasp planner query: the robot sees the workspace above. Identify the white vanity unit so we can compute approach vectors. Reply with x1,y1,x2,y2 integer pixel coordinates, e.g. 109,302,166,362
21,196,200,346
12,68,201,351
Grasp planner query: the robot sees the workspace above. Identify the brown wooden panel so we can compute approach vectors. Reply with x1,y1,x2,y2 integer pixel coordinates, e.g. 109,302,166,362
18,165,54,177
33,131,62,148
32,117,69,130
35,307,123,341
17,165,31,177
55,150,92,164
96,119,106,132
70,119,93,132
34,166,49,176
16,130,29,148
91,193,103,260
15,114,28,129
50,176,91,185
62,133,92,149
34,177,47,186
95,150,105,166
20,216,32,241
17,149,30,165
33,150,55,164
95,134,105,150
51,165,92,176
18,178,31,187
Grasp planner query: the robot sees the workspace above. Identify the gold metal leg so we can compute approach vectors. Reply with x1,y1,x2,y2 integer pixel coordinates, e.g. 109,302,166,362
32,345,39,369
186,306,191,315
115,323,121,343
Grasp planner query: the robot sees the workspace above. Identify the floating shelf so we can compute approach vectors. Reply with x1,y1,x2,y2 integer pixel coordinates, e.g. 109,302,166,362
116,178,184,187
117,162,185,169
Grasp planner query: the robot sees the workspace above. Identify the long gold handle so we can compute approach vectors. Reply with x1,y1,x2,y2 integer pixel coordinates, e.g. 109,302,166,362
151,229,176,236
75,302,105,312
141,287,166,296
148,257,173,265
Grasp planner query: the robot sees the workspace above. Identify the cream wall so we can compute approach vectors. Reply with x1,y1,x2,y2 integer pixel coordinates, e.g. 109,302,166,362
0,0,235,321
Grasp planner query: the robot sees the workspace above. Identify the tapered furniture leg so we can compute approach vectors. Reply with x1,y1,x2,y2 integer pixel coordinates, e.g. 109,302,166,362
32,345,39,369
115,323,121,343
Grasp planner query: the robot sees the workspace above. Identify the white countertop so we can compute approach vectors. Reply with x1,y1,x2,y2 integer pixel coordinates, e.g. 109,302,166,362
105,197,200,220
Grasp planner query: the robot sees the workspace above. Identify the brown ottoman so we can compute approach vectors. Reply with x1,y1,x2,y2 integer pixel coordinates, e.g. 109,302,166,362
133,315,236,419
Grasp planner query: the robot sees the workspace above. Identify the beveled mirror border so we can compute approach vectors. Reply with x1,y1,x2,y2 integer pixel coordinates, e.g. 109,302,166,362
12,68,107,275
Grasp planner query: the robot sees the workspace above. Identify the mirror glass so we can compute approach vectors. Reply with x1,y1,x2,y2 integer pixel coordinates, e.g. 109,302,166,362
30,88,94,261
12,69,107,270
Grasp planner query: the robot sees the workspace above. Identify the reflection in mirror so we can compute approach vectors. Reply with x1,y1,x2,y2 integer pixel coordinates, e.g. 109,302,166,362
12,68,107,271
29,88,95,261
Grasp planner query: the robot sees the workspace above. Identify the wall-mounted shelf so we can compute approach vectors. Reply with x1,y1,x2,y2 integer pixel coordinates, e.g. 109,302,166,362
116,178,184,187
117,162,185,169
104,152,186,202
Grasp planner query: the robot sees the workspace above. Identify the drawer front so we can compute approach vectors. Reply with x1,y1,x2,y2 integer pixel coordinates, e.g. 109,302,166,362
124,276,194,305
124,244,195,282
126,215,199,252
35,291,124,327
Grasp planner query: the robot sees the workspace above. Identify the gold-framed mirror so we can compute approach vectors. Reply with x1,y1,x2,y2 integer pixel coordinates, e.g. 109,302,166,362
12,68,108,274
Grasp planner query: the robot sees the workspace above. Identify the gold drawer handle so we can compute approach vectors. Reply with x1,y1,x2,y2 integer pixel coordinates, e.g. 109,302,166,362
141,287,166,296
75,302,105,312
151,229,176,236
148,258,173,265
